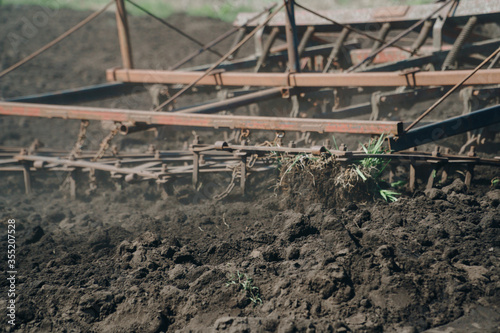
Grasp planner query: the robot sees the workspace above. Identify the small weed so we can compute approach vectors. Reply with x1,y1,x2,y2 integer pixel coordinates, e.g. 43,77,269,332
353,134,400,202
491,177,500,188
276,135,400,203
379,189,400,202
331,135,339,150
391,180,407,188
226,271,262,305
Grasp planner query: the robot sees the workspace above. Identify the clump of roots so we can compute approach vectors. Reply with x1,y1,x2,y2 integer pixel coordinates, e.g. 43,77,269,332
277,152,377,210
277,135,399,210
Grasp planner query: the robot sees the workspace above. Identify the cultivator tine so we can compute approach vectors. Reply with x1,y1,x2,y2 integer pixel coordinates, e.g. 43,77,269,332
229,28,247,60
254,27,280,72
442,16,478,70
324,27,350,73
410,20,433,56
22,163,32,195
69,171,77,200
3,140,499,197
297,26,315,58
364,23,391,68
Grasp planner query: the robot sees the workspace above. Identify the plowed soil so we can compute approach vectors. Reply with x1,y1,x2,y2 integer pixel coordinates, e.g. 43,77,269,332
1,5,499,333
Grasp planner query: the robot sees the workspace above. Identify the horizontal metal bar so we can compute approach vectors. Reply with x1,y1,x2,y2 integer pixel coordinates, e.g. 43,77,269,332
377,87,448,105
364,38,500,72
192,143,332,155
350,46,446,66
175,87,287,114
0,101,403,135
107,68,500,87
15,155,159,178
118,93,269,133
388,104,500,151
185,41,359,72
0,167,25,172
314,103,372,119
316,87,449,121
5,83,145,105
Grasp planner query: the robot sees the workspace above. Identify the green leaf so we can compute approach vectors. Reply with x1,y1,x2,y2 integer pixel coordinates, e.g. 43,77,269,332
361,143,369,154
379,189,400,202
391,180,407,188
332,135,339,150
354,165,367,181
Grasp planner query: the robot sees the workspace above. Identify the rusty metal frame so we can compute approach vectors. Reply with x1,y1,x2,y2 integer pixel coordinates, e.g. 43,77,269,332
106,67,500,87
0,101,403,135
3,141,499,196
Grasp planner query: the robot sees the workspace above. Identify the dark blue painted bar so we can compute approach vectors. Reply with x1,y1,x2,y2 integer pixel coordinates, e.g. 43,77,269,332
389,104,500,151
6,83,145,105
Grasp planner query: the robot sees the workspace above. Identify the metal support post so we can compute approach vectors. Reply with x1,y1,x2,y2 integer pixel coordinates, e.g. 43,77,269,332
240,155,247,194
465,165,474,190
409,147,417,192
411,20,432,55
69,171,77,200
192,153,200,187
254,27,280,72
297,26,315,58
441,148,450,184
365,23,391,67
285,0,300,73
426,167,438,191
115,0,134,69
426,147,441,191
324,27,350,73
229,28,246,60
465,146,476,190
23,164,32,195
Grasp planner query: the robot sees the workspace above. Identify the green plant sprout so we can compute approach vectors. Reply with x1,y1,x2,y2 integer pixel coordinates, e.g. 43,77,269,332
491,177,500,187
380,189,400,202
354,134,400,202
331,135,340,150
276,134,400,202
391,180,407,188
226,271,262,305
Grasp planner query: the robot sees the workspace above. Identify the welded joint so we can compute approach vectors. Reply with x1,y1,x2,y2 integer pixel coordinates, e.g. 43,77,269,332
210,69,226,86
286,72,298,87
281,87,291,98
399,67,421,87
311,146,327,156
215,141,230,150
106,67,120,82
33,160,46,169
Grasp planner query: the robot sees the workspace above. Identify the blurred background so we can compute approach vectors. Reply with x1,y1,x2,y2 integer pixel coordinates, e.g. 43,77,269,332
1,0,436,21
